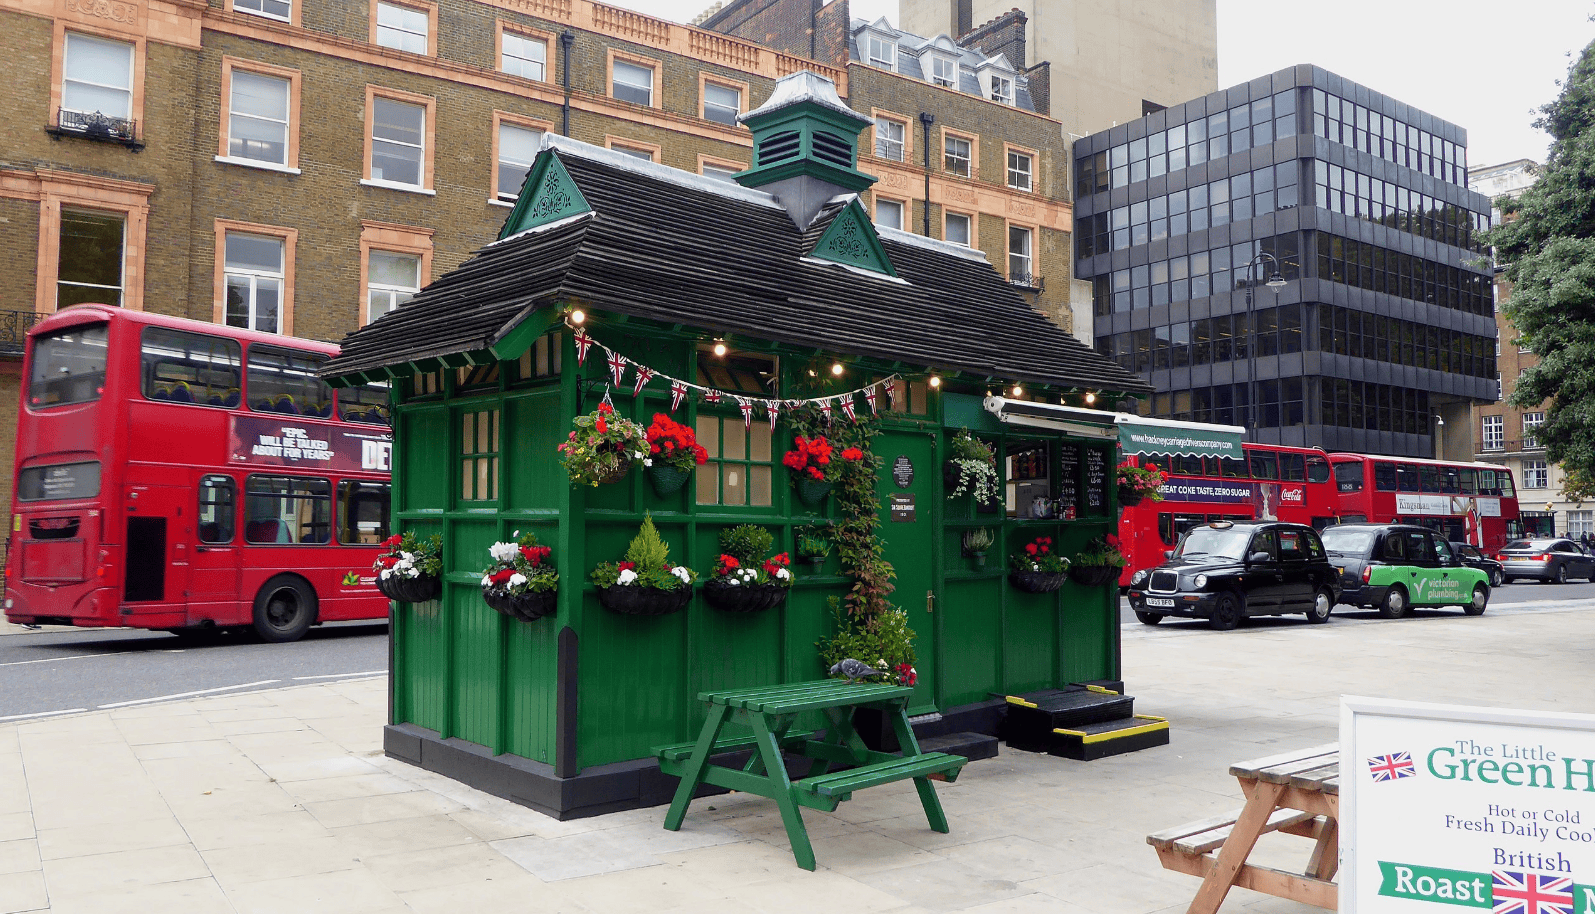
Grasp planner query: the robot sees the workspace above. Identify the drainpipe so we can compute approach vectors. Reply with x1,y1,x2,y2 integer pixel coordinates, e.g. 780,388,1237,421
560,30,575,136
919,111,935,236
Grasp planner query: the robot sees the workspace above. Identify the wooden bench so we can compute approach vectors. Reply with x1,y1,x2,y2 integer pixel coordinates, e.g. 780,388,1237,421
657,679,968,870
1148,744,1340,913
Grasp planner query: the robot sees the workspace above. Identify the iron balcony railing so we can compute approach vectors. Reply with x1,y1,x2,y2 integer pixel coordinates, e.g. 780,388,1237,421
1480,438,1544,454
47,109,143,151
0,310,42,357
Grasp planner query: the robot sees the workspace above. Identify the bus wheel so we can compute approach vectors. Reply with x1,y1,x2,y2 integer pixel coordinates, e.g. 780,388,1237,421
1134,611,1165,625
253,576,318,643
1464,584,1489,616
1378,585,1408,620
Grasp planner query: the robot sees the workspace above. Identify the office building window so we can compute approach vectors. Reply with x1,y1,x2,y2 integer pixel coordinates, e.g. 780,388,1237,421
1008,225,1033,284
226,69,290,166
1523,411,1544,449
369,95,426,188
875,198,903,230
700,161,741,183
930,55,956,87
990,75,1013,105
501,31,546,81
1007,149,1033,191
1570,510,1593,538
375,1,430,54
224,232,284,333
609,141,656,162
1523,460,1548,490
1482,415,1503,450
944,133,971,177
945,212,971,247
867,35,895,70
612,59,654,107
874,116,905,162
234,0,291,21
366,251,420,323
496,122,543,201
703,81,741,127
62,32,133,121
57,209,125,308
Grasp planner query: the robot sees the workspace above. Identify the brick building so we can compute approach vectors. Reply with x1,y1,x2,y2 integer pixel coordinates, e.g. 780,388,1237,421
0,0,1074,531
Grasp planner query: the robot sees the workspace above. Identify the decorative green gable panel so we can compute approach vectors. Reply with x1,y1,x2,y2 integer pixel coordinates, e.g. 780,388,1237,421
497,152,592,240
810,199,897,277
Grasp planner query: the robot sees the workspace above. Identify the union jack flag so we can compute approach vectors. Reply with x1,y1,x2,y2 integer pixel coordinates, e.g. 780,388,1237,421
1367,751,1416,782
1492,870,1574,914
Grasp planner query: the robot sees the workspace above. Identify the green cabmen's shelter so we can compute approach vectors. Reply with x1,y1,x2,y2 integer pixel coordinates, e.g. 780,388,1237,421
322,71,1154,820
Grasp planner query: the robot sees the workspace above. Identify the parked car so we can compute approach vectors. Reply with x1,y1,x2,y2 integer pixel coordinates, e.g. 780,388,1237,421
1126,521,1340,630
1320,524,1490,618
1495,538,1595,584
1450,542,1505,587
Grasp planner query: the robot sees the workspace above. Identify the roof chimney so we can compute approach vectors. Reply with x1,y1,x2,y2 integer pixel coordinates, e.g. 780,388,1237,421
734,70,876,229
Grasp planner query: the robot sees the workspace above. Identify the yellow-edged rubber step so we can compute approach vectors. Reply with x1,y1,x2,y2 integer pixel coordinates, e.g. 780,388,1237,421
1047,715,1170,761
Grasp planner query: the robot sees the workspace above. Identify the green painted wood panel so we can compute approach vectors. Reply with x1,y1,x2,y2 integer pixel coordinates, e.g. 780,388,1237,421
506,391,566,511
402,407,449,513
503,612,558,763
937,578,1002,706
396,600,448,732
447,518,503,747
576,593,689,767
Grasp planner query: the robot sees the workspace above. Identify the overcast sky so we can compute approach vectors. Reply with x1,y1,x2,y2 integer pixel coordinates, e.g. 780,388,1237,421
619,0,1595,168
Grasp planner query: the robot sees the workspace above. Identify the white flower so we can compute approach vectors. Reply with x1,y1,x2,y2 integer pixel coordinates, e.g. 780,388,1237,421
404,567,419,578
617,569,639,585
670,566,691,583
634,451,646,460
400,551,415,562
481,575,493,587
775,568,790,581
509,573,527,589
379,568,392,580
726,577,739,586
876,659,888,669
489,542,519,562
644,458,653,467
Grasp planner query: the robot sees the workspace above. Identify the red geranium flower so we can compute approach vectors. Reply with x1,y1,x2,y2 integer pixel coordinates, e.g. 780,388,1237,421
619,561,636,572
1025,543,1037,555
841,447,864,461
378,554,398,568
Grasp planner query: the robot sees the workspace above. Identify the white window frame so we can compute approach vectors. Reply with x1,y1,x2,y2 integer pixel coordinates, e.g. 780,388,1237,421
496,122,542,202
1570,509,1594,538
234,0,291,22
867,34,895,70
1007,149,1033,191
61,32,133,121
1481,415,1503,450
944,133,971,177
223,231,285,334
1008,225,1033,284
226,70,290,167
612,59,654,107
366,250,420,323
990,75,1013,105
501,32,547,81
57,208,126,308
375,1,430,54
945,212,972,248
700,161,740,183
930,55,957,88
1523,411,1545,450
369,96,426,189
702,81,741,127
1523,459,1548,490
874,198,903,230
874,116,905,162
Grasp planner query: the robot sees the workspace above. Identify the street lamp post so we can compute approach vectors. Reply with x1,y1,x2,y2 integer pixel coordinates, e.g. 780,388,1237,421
1244,253,1288,431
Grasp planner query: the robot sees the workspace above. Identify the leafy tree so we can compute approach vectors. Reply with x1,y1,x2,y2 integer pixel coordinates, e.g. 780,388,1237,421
1488,39,1595,483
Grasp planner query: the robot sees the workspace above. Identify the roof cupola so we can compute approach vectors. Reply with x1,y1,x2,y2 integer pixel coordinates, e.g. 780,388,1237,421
735,70,876,228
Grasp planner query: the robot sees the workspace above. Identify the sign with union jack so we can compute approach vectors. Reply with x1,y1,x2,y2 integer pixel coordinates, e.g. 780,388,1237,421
1492,871,1575,914
1368,751,1417,782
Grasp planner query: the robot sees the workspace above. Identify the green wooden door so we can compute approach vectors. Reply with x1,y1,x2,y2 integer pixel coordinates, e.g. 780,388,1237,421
875,429,938,715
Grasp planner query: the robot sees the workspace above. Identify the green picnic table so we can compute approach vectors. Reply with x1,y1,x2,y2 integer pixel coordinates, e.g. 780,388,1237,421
655,679,968,871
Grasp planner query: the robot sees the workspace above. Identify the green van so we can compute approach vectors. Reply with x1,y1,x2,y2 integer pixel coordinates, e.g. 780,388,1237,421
1319,524,1491,618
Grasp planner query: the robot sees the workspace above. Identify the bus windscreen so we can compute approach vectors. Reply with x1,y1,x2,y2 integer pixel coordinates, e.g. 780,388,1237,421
29,324,108,408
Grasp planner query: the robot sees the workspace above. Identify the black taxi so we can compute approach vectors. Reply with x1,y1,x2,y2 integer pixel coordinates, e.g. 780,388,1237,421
1126,521,1341,630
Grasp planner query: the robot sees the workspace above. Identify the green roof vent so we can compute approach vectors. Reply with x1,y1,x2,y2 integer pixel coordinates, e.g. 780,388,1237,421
735,71,876,228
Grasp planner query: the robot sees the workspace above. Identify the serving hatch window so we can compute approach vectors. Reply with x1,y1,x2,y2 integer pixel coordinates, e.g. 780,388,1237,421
142,328,243,407
29,323,108,408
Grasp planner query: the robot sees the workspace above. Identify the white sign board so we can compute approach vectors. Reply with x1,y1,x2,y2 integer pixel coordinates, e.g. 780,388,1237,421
1343,696,1595,914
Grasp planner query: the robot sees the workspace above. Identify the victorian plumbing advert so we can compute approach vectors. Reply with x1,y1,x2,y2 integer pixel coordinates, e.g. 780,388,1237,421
1344,697,1595,913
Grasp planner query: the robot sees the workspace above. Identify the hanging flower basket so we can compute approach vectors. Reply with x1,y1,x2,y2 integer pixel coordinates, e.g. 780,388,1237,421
376,573,441,604
1009,571,1068,593
483,588,557,622
645,414,707,496
800,554,827,570
795,477,834,506
701,580,788,614
647,463,692,495
1118,486,1145,507
597,584,694,616
559,403,648,487
1069,564,1122,587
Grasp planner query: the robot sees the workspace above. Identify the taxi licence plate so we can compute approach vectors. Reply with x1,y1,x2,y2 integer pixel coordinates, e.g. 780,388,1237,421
1146,597,1175,608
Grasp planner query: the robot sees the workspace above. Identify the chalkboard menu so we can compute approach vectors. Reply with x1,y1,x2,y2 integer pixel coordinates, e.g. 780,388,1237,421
1055,443,1080,515
1084,447,1108,513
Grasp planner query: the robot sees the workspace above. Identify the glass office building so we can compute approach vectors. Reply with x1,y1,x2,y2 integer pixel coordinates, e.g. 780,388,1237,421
1073,65,1496,457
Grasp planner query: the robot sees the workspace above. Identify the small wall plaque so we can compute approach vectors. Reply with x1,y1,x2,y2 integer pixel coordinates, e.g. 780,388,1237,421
892,455,914,489
889,493,915,522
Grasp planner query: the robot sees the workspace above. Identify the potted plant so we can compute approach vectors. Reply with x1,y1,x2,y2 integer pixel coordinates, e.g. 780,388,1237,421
590,513,697,615
479,531,560,622
645,412,708,495
1070,534,1128,586
782,436,865,506
962,527,993,570
945,430,999,504
373,531,443,603
558,401,648,486
795,526,831,570
816,599,919,751
702,525,793,613
1117,460,1167,507
1009,535,1070,593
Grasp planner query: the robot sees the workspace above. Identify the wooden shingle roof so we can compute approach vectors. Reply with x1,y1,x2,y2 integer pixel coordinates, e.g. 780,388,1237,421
321,137,1150,396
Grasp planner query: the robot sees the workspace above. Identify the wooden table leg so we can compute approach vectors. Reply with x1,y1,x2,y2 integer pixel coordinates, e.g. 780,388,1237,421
750,713,817,871
663,703,729,832
1186,779,1286,914
888,704,949,834
1307,817,1339,881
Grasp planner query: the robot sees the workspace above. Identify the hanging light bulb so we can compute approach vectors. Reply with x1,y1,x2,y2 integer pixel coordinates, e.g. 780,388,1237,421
1011,384,1023,397
569,308,586,324
1085,391,1096,405
928,375,942,389
712,340,728,357
831,363,844,376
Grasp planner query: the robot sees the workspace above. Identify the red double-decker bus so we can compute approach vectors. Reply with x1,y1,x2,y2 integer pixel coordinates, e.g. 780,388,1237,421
1118,444,1338,584
6,305,393,642
1326,453,1523,551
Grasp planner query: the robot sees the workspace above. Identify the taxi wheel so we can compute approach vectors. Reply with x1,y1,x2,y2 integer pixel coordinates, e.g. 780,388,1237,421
1378,585,1409,619
1209,593,1243,631
1134,611,1165,625
1464,584,1488,616
1490,569,1504,587
1305,590,1333,624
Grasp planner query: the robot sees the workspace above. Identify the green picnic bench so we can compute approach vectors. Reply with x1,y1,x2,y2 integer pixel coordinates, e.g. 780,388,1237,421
655,679,968,871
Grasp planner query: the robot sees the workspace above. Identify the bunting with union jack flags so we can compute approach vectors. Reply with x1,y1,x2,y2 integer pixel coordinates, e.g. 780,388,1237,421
1367,751,1416,782
1491,870,1574,914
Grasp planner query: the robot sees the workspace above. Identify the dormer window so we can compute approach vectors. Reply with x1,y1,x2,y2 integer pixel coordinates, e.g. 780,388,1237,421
991,75,1013,106
867,35,895,71
930,55,957,88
